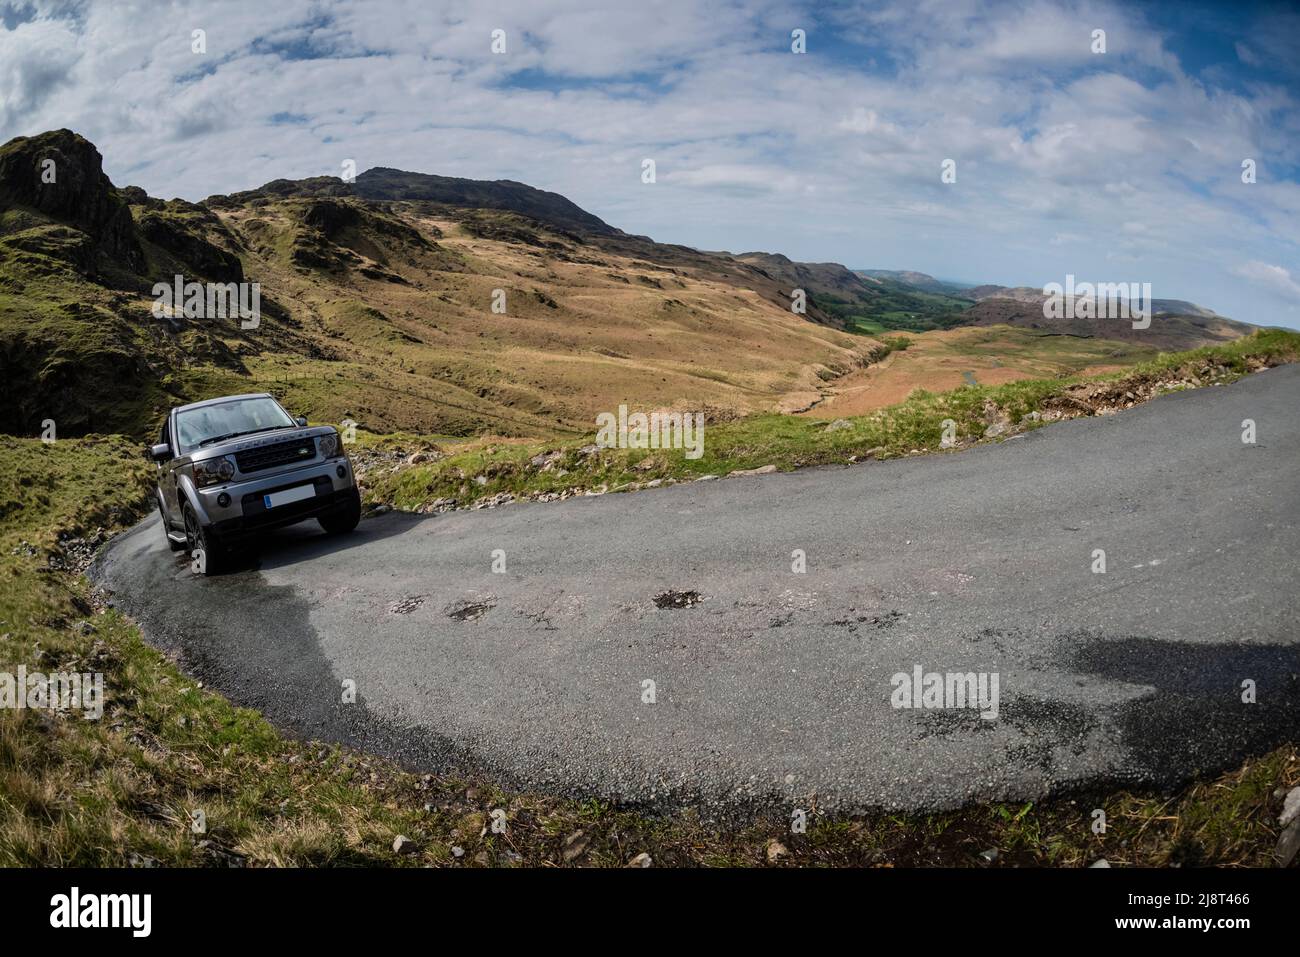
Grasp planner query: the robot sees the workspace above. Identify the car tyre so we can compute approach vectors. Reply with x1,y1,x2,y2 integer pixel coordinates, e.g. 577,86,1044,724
183,500,227,575
319,487,362,535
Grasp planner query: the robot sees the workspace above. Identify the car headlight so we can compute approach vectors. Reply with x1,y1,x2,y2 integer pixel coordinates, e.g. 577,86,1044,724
193,455,236,488
317,432,340,458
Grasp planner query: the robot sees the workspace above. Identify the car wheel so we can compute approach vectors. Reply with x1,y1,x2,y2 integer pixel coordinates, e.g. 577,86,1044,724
183,500,226,574
319,487,362,535
160,497,186,551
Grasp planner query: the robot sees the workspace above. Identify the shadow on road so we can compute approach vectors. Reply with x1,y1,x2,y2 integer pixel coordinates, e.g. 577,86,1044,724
1067,635,1300,784
204,510,425,576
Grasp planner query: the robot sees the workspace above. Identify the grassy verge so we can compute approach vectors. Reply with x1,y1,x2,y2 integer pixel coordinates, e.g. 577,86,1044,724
360,328,1300,514
2,338,1298,865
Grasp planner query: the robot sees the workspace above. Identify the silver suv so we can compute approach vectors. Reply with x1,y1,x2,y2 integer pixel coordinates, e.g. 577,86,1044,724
151,393,361,574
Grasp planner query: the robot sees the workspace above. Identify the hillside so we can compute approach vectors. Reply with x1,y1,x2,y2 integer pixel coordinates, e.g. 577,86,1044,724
953,294,1256,352
734,252,974,333
0,130,881,439
965,283,1225,318
855,268,969,296
802,325,1159,418
354,168,618,235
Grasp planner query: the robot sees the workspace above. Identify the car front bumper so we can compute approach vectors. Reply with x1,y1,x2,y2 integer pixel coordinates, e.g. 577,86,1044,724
193,457,357,542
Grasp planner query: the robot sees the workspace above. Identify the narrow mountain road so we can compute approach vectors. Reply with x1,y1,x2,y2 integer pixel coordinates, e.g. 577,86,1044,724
93,365,1300,814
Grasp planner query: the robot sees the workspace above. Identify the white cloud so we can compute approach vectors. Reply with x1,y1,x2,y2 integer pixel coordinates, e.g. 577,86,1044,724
0,15,81,128
668,164,805,194
1233,261,1300,300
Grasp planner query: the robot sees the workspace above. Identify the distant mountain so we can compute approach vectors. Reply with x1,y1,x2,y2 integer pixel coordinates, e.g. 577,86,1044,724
859,277,1253,350
952,295,1255,351
734,253,974,333
964,284,1046,303
354,168,619,236
855,269,968,296
736,252,878,298
205,167,618,237
964,284,1224,319
1147,299,1222,319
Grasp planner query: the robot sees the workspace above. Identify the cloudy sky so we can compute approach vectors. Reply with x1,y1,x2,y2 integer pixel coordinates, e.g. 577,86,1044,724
2,0,1298,326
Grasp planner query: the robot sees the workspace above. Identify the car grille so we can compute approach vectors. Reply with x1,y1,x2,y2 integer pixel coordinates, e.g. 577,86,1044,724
235,437,316,473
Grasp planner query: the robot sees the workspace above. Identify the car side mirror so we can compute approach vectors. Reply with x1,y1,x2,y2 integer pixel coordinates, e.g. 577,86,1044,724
295,416,308,427
149,443,172,462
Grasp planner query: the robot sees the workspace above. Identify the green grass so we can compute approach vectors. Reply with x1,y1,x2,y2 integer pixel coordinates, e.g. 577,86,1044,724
845,317,887,335
944,327,1157,363
814,282,974,334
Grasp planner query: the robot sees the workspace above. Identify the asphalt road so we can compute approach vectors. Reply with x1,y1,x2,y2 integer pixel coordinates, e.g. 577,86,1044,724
93,365,1300,814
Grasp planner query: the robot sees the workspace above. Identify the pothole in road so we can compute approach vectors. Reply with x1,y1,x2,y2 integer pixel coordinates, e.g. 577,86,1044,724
654,590,704,609
389,595,425,615
445,597,496,621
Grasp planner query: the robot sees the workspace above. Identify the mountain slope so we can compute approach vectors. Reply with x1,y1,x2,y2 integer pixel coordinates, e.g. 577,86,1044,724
802,325,1160,417
954,290,1256,351
733,252,974,333
0,130,880,439
354,167,618,235
214,172,856,331
964,284,1226,318
855,269,969,296
0,130,274,434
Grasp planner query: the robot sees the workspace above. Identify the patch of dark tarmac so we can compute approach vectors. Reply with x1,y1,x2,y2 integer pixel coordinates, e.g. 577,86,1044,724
916,708,998,738
389,595,424,615
1063,634,1300,786
445,598,495,621
654,589,703,609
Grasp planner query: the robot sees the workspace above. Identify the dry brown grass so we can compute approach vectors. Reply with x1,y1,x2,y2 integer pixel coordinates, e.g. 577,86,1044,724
212,204,881,437
805,325,1160,418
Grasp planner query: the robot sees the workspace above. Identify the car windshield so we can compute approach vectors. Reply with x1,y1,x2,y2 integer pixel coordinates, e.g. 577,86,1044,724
175,397,295,454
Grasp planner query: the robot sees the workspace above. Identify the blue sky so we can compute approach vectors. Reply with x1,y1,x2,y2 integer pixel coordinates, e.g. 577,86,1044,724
1,0,1298,325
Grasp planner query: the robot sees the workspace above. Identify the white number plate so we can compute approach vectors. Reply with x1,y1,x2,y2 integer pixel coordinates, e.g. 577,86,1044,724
263,484,315,509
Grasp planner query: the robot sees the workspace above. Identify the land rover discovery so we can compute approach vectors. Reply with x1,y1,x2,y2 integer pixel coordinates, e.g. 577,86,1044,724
151,393,361,574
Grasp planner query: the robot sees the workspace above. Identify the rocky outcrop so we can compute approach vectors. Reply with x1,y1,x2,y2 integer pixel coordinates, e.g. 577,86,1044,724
355,167,617,235
203,175,353,208
136,207,245,283
135,204,245,284
0,129,144,272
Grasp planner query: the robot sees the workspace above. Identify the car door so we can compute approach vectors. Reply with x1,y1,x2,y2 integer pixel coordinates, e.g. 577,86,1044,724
159,415,181,525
